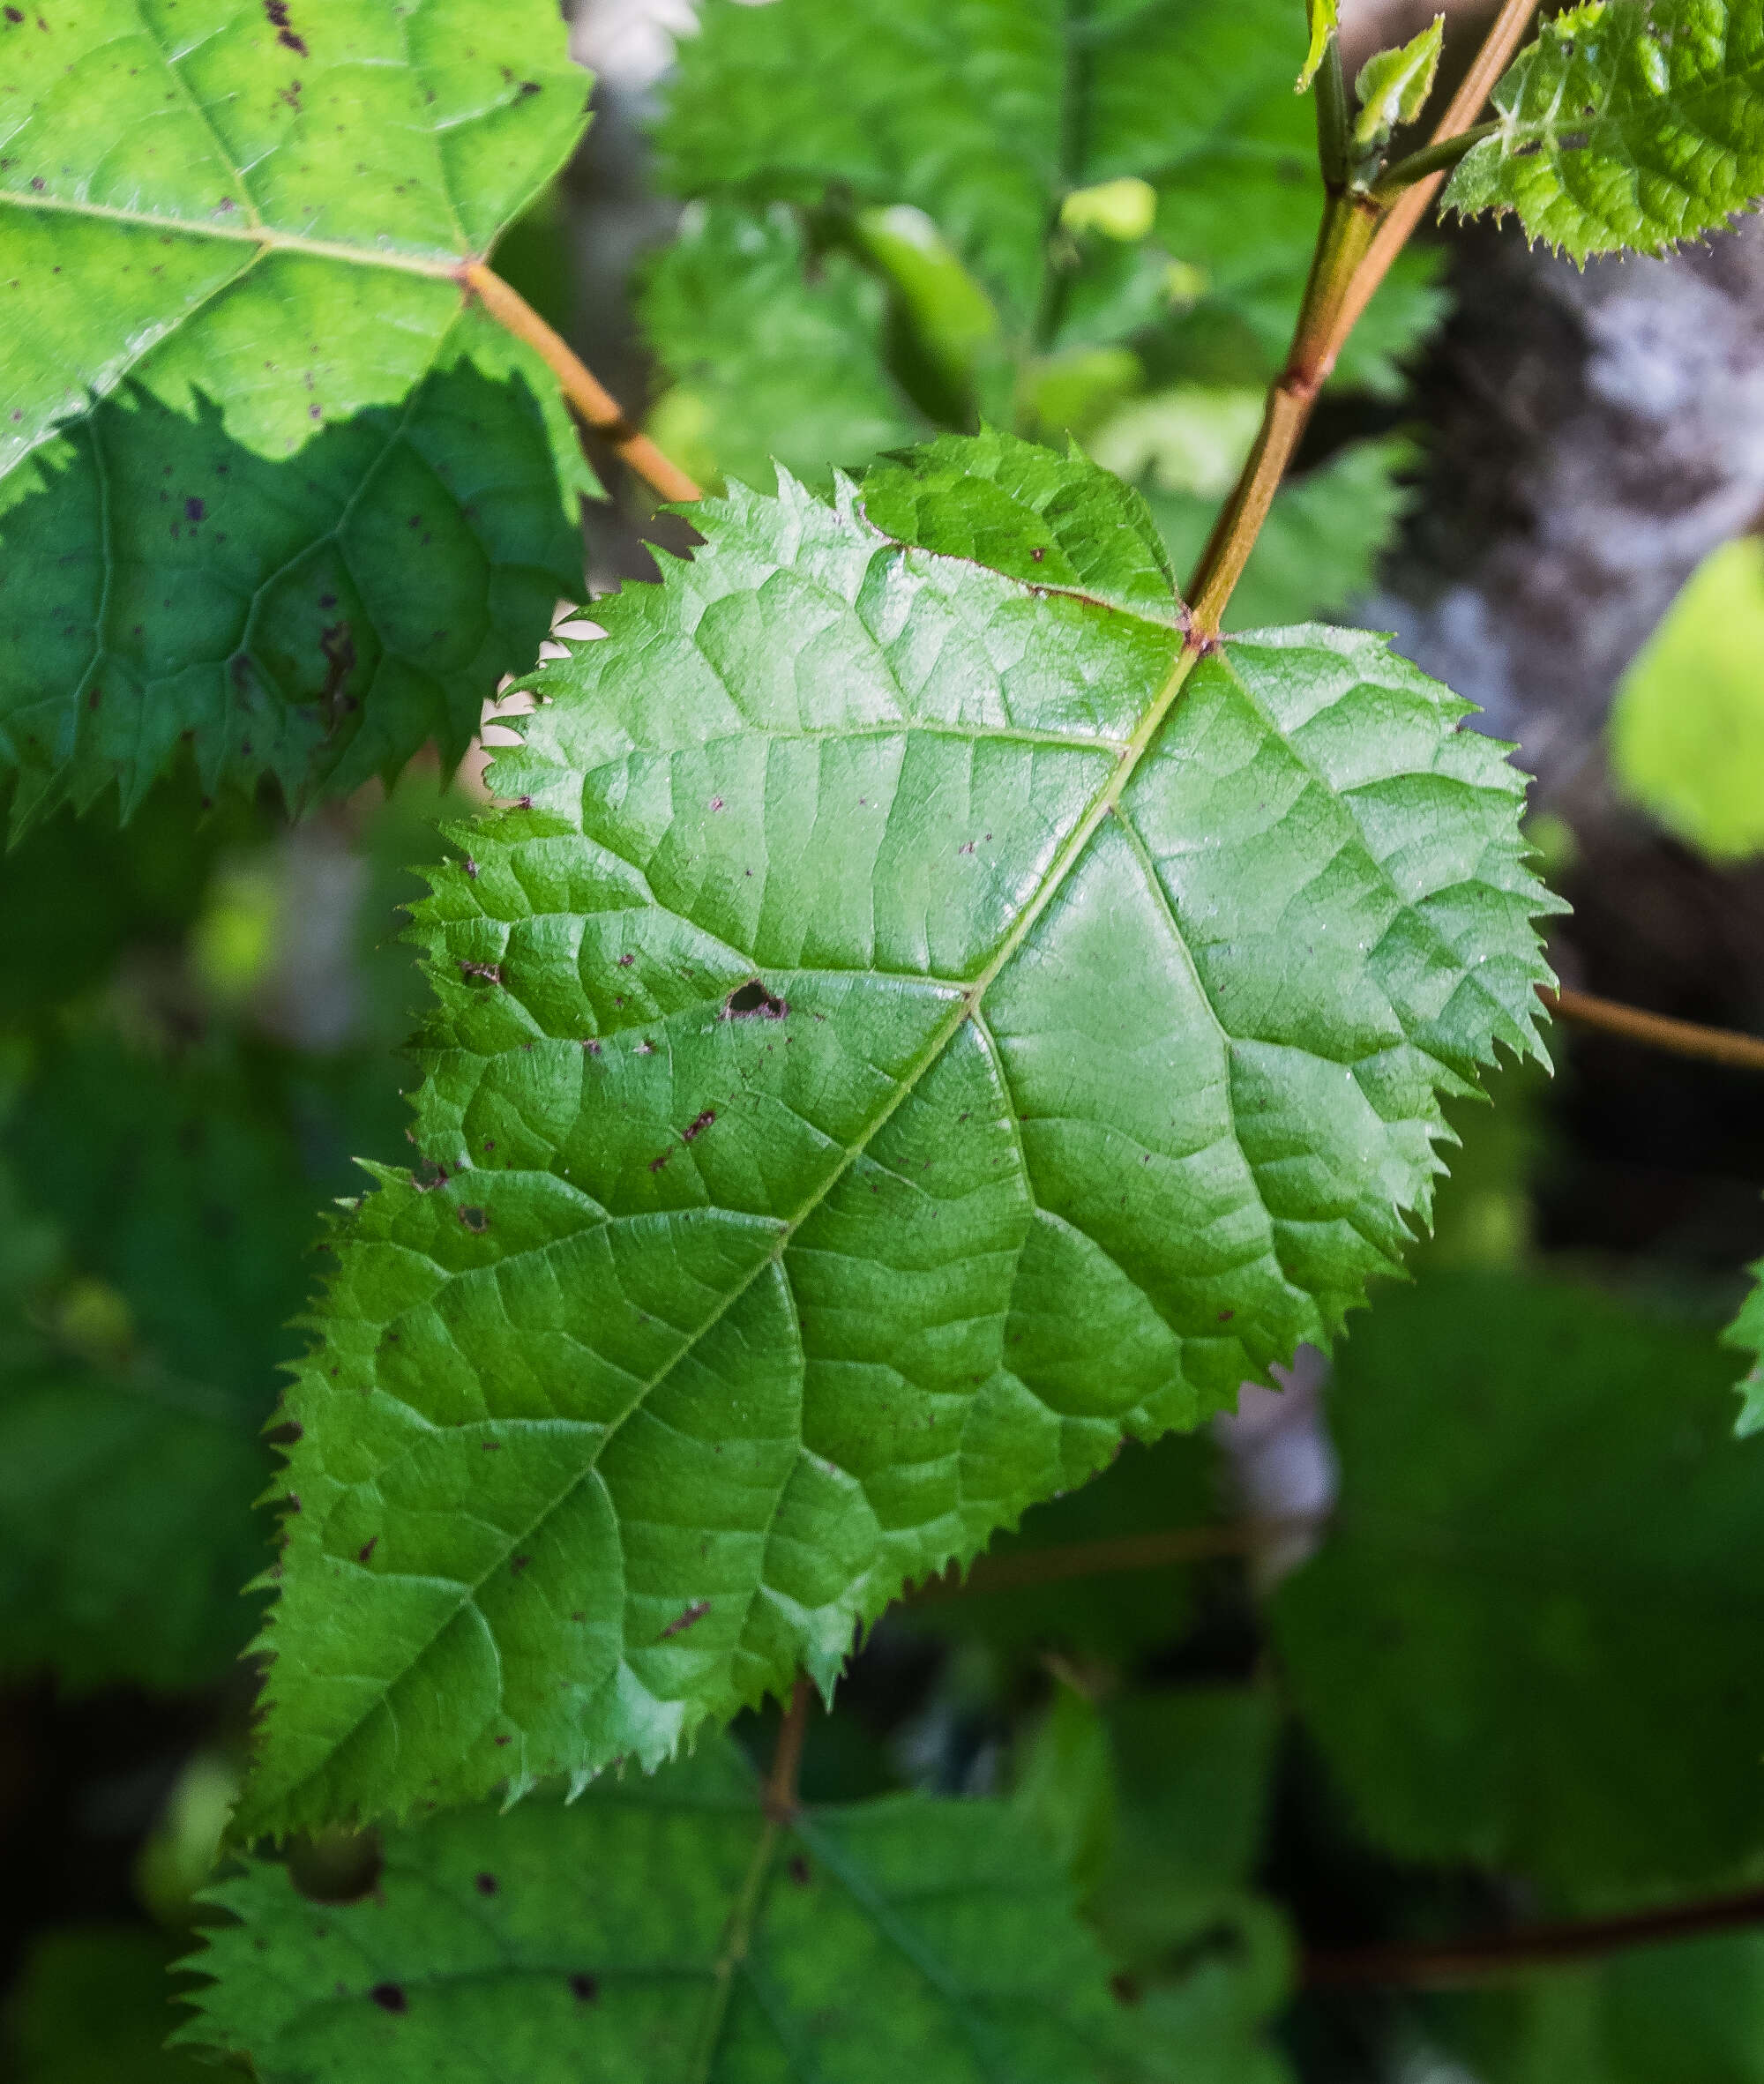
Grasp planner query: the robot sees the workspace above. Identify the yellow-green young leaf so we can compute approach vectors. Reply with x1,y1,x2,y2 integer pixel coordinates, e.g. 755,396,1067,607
1444,0,1764,260
238,434,1556,1836
0,2,596,826
1352,16,1445,149
181,1739,1163,2083
1274,1274,1764,1894
1609,535,1764,862
1298,0,1341,93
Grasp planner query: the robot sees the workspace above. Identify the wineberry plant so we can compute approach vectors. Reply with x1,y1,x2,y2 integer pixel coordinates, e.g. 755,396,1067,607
8,0,1764,2078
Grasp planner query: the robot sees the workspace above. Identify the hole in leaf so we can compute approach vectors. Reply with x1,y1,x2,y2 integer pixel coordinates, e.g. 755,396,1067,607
370,1983,407,2014
725,979,787,1020
288,1827,384,1904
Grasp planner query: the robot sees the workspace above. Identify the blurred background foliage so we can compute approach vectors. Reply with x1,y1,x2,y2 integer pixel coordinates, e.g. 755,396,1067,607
8,2,1764,2080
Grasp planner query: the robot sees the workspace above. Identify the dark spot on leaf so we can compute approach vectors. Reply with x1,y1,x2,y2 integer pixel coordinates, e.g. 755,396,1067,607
660,1598,711,1640
463,855,480,878
1030,546,1045,561
459,1206,489,1233
475,1872,498,1895
185,496,205,522
788,1853,811,1886
3,10,22,21
617,952,635,967
511,1555,531,1573
457,960,503,987
370,1983,407,2013
648,1148,672,1173
319,621,355,726
1217,1308,1234,1322
357,1537,377,1564
683,1109,715,1143
494,1734,512,1746
267,1419,303,1445
725,979,787,1020
570,1974,599,2004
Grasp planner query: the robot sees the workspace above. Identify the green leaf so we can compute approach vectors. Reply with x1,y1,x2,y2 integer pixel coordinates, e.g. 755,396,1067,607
1272,1273,1764,1896
638,204,929,489
1352,17,1445,151
6,1925,213,2084
0,1037,405,1691
656,0,1316,333
1443,0,1764,261
0,0,596,825
182,1737,1162,2082
1143,434,1416,629
1724,1264,1764,1435
239,435,1555,1835
1609,534,1764,862
1298,0,1341,94
1439,1930,1764,2084
1093,1689,1293,2084
900,1429,1219,1664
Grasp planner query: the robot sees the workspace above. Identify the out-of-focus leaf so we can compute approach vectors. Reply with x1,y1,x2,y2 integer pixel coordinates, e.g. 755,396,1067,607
6,1925,213,2083
1147,435,1414,627
182,1738,1167,2082
1273,1273,1764,1897
1438,1930,1764,2084
639,203,927,488
1609,534,1764,863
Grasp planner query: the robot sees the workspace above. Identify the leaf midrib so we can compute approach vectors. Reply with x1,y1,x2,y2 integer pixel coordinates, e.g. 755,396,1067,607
0,188,467,278
263,586,1203,1825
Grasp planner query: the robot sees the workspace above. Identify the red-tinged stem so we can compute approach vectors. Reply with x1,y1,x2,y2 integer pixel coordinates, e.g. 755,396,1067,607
1544,986,1764,1076
764,1677,811,1823
462,260,704,505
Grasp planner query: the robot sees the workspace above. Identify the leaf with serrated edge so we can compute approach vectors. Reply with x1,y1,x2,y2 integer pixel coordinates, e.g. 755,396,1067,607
0,1,596,825
1444,0,1764,261
183,1737,1162,2083
238,435,1557,1834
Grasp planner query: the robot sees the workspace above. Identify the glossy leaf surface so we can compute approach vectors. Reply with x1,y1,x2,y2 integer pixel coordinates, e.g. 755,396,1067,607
0,0,595,823
239,436,1553,1833
185,1737,1161,2082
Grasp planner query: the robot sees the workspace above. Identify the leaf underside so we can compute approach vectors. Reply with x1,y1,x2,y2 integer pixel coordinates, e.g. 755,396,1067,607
1444,0,1764,261
239,433,1556,1835
0,0,595,825
184,1737,1160,2083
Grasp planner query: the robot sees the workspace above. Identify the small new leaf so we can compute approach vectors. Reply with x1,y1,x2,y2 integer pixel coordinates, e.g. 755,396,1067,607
1443,0,1764,260
1298,0,1341,93
238,436,1557,1835
183,1739,1162,2082
1353,16,1446,150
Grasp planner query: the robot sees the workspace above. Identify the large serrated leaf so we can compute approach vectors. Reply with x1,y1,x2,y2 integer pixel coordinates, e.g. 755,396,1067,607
183,1737,1162,2082
238,435,1556,1834
1273,1273,1764,1896
1443,0,1764,261
0,1,596,825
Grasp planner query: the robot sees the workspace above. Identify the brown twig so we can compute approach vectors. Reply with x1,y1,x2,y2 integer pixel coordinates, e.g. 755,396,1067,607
1305,1885,1764,1987
1542,985,1764,1076
462,261,704,505
763,1676,812,1822
906,1513,1328,1602
1187,0,1540,629
1325,0,1541,362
